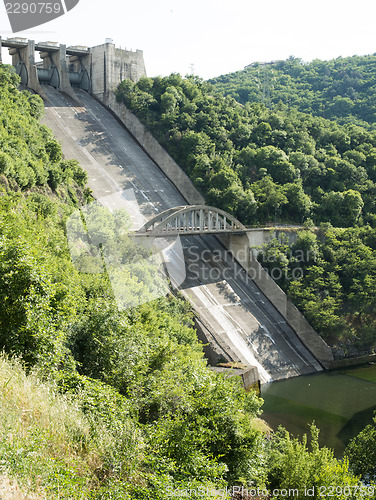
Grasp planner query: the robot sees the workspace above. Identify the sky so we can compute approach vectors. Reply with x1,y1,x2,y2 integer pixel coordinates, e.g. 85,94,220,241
1,0,376,80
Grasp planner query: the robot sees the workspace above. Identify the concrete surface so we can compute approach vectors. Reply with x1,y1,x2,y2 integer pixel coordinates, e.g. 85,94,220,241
104,93,206,205
209,365,260,392
218,233,334,367
90,42,146,101
2,38,145,104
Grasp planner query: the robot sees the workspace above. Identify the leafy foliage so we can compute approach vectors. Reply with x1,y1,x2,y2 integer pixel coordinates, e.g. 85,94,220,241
0,64,88,193
0,65,267,491
267,426,367,499
346,411,376,483
116,73,376,227
0,63,373,498
257,226,376,353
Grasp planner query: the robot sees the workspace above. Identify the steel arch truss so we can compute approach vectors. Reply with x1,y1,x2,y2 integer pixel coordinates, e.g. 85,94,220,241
138,205,246,236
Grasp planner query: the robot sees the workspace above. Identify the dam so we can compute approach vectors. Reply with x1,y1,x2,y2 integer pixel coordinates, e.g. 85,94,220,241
0,37,334,384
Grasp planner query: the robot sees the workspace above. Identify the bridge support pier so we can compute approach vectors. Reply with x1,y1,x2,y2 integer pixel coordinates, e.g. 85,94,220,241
217,232,334,368
68,52,91,92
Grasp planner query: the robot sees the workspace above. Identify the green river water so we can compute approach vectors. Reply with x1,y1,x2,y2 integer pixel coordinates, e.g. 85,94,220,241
261,364,376,456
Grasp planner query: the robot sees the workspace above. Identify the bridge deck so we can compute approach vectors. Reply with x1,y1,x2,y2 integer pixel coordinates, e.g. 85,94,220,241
1,39,89,56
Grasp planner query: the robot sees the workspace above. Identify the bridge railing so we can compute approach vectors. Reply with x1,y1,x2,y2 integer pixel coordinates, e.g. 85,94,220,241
136,205,247,237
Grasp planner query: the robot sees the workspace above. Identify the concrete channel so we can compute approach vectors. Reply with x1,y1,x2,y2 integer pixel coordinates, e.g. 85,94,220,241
41,86,327,385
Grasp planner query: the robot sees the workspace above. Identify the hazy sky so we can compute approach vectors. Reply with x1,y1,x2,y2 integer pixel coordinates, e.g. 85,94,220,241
1,0,376,79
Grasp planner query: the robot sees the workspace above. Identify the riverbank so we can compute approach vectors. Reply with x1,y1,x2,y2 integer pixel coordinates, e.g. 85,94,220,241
329,354,376,370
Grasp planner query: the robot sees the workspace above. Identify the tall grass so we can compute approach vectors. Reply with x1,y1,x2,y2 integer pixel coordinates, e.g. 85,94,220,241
0,355,132,499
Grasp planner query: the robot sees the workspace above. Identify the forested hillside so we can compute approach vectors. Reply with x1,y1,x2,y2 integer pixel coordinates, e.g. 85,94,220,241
0,63,375,497
116,74,376,228
116,73,376,354
0,66,88,197
209,54,376,129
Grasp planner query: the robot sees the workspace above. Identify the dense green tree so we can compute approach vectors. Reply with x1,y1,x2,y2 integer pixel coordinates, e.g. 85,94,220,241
1,62,374,499
318,190,364,226
251,175,288,222
267,426,367,499
209,54,376,130
0,65,88,194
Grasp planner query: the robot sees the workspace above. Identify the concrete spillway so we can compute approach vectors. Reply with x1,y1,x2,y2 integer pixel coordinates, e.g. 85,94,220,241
41,86,324,383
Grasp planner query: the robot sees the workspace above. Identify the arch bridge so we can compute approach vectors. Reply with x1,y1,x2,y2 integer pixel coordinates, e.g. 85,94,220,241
136,205,247,237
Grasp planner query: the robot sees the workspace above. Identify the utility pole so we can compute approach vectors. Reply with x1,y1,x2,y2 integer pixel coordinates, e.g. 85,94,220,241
262,64,272,108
